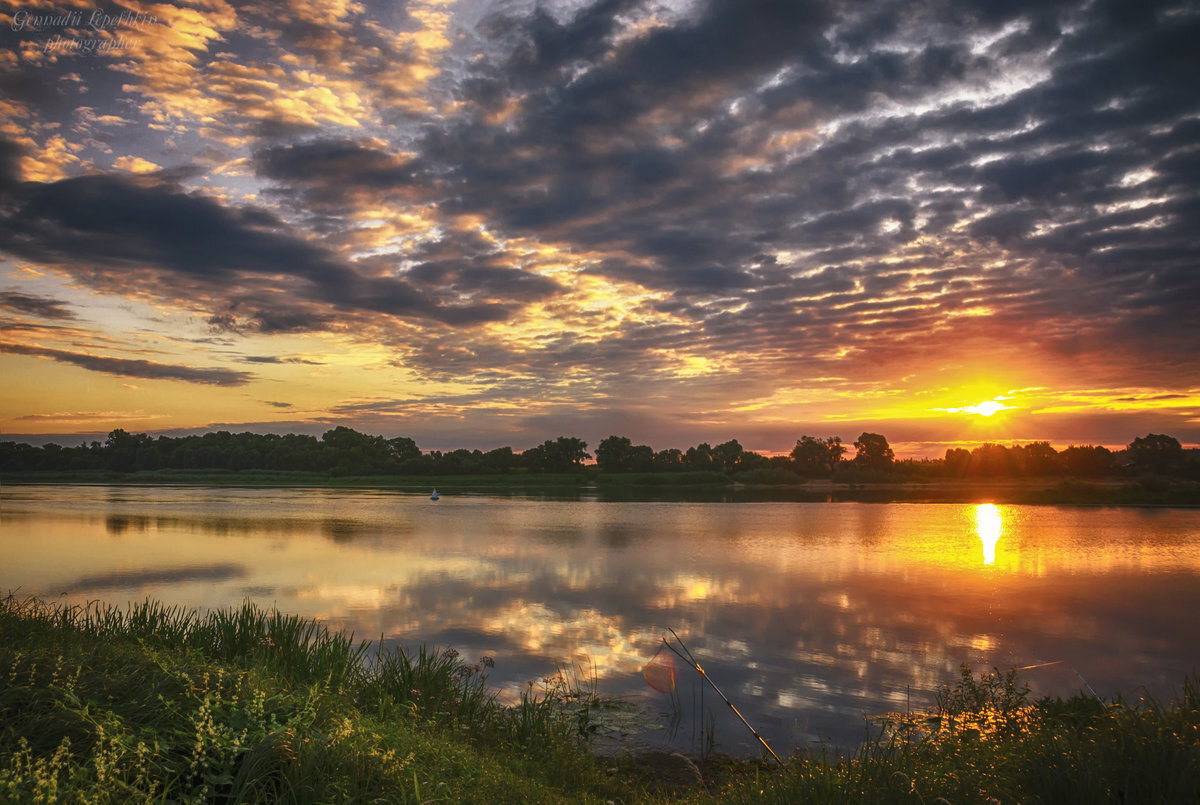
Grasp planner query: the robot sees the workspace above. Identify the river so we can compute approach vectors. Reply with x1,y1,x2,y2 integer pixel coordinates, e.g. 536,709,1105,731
2,484,1198,756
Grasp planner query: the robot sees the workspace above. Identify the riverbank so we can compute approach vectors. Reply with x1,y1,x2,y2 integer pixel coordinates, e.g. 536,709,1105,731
3,596,1198,803
4,468,1200,504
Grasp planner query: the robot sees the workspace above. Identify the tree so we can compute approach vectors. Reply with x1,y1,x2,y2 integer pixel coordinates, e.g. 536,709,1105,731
737,451,770,471
387,436,421,463
685,442,714,470
522,437,590,473
825,436,846,470
712,439,744,471
105,428,153,472
1126,433,1184,475
1061,445,1113,477
971,443,1014,477
322,426,393,474
853,432,894,469
1019,441,1062,475
653,448,684,471
944,447,971,477
792,435,844,476
596,435,631,471
552,436,591,470
481,446,515,474
791,436,829,476
596,436,653,472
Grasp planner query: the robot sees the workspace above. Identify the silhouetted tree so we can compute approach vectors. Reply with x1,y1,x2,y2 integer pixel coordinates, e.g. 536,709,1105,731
712,439,744,471
971,443,1014,477
522,437,590,472
685,442,714,470
653,448,685,470
596,436,654,472
792,435,844,476
1018,441,1062,475
481,446,515,474
322,426,395,474
737,451,770,471
387,436,421,463
1061,445,1114,477
1126,433,1184,474
853,432,894,469
944,447,971,477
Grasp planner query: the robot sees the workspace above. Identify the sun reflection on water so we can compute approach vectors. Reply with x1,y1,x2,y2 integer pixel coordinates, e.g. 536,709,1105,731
975,503,1002,566
7,487,1200,756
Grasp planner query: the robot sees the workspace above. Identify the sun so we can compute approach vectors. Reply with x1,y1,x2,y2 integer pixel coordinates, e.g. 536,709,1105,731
937,398,1015,417
968,400,1007,417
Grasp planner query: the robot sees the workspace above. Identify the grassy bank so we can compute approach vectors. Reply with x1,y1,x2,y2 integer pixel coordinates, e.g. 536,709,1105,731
3,596,1198,803
0,468,594,491
6,469,1200,505
0,595,630,804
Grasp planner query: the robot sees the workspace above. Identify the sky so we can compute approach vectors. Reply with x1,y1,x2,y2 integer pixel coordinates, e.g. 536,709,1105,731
1,0,1198,457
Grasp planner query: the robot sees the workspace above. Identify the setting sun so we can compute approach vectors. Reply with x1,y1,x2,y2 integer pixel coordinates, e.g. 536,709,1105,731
969,401,1008,417
939,398,1015,418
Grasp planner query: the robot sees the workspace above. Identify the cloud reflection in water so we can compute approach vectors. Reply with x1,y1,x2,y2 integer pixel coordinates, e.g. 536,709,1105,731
3,486,1199,754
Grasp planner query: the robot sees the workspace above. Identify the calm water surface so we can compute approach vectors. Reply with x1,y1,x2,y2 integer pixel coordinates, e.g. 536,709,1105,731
3,485,1198,756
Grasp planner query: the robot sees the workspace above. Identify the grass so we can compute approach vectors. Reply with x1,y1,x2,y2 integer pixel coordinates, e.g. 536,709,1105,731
691,665,1200,804
0,469,595,490
3,596,1199,803
0,595,628,804
9,470,1199,506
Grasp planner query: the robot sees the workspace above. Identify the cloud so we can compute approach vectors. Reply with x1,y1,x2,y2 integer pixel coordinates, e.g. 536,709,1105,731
1,0,1198,449
15,410,160,422
0,343,253,386
0,290,76,319
0,171,561,330
60,563,247,593
242,355,324,365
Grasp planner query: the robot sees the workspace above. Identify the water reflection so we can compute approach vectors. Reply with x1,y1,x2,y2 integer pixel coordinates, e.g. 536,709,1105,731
2,486,1199,756
976,503,1002,565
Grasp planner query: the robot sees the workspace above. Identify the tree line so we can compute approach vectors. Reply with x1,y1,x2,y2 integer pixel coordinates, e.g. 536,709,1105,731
0,427,1194,480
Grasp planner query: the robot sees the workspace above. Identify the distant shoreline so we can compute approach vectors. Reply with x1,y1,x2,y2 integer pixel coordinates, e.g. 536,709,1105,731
4,470,1199,505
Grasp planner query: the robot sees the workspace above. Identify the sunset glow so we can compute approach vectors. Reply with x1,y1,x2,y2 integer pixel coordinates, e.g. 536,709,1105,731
1,1,1197,455
975,504,1002,566
940,399,1016,418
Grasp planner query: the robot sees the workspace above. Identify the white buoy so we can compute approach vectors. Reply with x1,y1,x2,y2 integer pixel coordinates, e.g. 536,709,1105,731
430,489,439,500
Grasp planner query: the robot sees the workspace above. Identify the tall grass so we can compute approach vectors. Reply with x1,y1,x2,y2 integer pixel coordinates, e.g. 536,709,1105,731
698,664,1200,804
0,594,621,803
4,595,1198,803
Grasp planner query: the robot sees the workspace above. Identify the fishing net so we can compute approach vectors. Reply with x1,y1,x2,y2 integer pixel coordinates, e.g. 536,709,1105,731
642,642,676,693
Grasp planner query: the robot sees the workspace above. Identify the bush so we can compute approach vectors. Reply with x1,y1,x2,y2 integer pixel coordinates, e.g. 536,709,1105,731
733,467,803,486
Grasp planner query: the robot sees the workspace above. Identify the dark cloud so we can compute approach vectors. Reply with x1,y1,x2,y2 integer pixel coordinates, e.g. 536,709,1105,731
59,563,247,593
0,172,561,329
0,137,24,196
242,355,324,365
252,139,430,213
2,0,1198,447
0,290,76,319
254,139,417,189
0,343,253,386
410,0,1199,385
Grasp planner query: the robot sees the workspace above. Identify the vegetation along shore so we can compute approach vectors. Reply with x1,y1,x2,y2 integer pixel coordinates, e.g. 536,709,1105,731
3,428,1199,504
2,595,1198,803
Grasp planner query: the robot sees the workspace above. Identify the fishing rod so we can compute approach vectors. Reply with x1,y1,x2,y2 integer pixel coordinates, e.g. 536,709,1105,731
1016,660,1103,702
661,628,782,764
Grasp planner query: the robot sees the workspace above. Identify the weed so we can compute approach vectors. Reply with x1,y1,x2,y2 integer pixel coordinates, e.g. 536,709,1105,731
4,595,1198,804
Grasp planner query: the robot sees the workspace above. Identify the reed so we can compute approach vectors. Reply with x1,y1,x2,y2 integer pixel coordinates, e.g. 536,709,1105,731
0,594,623,803
697,664,1200,804
4,594,1198,803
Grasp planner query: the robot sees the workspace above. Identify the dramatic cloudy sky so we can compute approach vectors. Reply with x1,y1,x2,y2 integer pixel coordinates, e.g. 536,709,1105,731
1,0,1197,455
